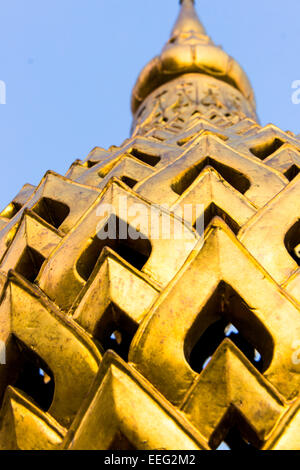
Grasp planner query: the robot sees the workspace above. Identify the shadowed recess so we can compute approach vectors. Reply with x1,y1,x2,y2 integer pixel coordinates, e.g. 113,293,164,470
172,157,250,196
184,281,273,374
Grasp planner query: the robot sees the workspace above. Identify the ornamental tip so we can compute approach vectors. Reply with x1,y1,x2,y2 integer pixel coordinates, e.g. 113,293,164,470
173,0,206,38
131,0,256,115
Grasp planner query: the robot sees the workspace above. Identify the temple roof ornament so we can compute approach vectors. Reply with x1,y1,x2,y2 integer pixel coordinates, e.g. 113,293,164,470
131,0,256,114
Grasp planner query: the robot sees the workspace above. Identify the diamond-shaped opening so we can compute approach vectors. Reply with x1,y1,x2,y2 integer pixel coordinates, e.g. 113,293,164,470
285,220,300,266
76,216,152,282
188,318,263,374
185,282,273,374
215,426,258,451
210,408,260,451
32,197,70,229
120,176,138,189
193,202,240,235
9,337,55,412
130,148,161,167
171,157,250,196
284,164,300,182
86,160,100,169
92,304,138,361
250,138,284,160
0,201,22,220
14,247,45,283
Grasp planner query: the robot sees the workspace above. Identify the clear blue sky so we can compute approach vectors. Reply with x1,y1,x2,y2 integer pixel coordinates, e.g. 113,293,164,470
0,0,299,209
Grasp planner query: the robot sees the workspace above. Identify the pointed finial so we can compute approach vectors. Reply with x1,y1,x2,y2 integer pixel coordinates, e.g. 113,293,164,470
172,0,206,38
131,0,256,115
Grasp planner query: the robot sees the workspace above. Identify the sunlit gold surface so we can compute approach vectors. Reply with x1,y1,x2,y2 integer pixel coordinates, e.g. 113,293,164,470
0,0,300,450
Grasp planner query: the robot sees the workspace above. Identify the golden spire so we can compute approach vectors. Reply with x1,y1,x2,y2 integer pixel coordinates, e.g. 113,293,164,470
171,0,206,38
131,0,255,115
